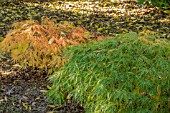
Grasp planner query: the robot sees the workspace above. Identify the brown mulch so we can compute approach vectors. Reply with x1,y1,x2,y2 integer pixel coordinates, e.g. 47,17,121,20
0,58,85,113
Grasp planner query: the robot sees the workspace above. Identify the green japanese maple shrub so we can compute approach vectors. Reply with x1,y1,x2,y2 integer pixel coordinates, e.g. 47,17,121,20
47,32,170,112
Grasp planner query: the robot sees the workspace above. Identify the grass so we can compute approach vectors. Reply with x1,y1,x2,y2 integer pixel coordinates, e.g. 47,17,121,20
47,32,170,113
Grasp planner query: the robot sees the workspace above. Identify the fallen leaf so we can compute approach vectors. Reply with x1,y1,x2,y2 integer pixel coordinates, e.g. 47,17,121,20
22,102,29,110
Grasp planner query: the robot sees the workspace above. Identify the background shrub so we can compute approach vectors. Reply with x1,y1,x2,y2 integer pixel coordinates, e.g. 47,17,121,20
47,32,170,112
137,0,170,8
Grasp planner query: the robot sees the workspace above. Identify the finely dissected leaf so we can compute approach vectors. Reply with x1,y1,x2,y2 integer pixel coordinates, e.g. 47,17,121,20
11,49,20,56
48,38,55,44
123,32,138,38
17,43,22,51
22,43,29,52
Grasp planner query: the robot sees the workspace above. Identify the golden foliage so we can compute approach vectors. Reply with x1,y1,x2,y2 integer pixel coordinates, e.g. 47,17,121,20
0,17,95,69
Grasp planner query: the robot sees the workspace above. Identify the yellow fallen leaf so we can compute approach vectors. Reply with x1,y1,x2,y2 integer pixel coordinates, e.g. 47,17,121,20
4,96,7,101
47,112,55,113
35,97,40,100
47,105,55,108
40,90,47,93
29,106,31,110
22,102,28,110
47,85,51,90
114,15,119,19
163,10,170,14
13,64,21,67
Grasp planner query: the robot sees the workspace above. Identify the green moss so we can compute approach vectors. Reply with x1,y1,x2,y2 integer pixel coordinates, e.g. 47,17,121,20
47,32,170,113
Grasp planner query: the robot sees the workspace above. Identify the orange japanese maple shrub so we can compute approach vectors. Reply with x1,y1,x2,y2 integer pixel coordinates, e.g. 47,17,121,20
0,17,95,69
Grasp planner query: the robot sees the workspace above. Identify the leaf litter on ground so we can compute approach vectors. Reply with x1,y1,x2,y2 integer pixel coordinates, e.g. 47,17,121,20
0,0,169,39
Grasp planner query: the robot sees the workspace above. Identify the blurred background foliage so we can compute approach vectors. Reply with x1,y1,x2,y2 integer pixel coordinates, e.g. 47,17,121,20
0,0,169,8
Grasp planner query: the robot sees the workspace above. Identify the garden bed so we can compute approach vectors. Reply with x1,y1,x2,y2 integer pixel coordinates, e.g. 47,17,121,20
0,59,85,113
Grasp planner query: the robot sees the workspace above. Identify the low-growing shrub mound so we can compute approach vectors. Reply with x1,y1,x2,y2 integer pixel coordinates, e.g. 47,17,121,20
0,17,96,70
48,32,170,112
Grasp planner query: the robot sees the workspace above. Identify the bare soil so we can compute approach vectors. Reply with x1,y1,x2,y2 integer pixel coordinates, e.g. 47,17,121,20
0,58,84,113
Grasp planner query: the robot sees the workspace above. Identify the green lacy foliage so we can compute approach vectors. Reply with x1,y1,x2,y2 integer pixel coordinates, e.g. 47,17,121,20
47,32,170,112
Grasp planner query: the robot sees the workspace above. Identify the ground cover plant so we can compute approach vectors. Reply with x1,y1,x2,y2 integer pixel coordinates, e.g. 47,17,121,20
48,32,170,112
0,17,95,71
